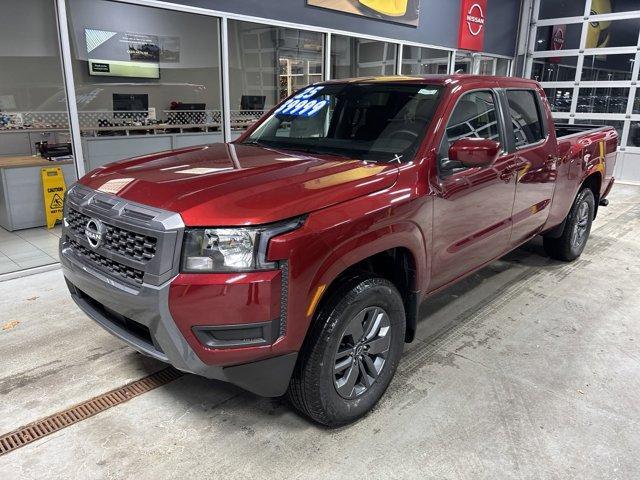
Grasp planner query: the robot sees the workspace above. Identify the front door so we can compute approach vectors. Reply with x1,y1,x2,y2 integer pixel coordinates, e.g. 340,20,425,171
430,89,518,291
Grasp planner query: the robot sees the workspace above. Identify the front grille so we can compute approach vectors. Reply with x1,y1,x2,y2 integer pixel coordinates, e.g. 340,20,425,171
69,239,144,285
67,208,158,263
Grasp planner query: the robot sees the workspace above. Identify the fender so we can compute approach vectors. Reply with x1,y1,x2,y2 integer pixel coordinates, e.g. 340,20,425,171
302,218,428,345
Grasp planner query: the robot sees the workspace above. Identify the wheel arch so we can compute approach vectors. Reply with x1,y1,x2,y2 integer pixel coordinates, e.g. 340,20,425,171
545,170,602,239
306,224,426,344
581,170,602,218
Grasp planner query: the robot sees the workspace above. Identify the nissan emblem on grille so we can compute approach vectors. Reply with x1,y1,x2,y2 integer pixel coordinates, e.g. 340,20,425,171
85,218,106,249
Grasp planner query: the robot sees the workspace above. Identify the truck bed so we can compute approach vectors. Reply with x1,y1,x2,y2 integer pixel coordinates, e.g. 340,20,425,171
554,122,614,140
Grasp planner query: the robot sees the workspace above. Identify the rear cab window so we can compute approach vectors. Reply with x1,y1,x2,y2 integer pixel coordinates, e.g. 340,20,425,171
505,90,546,149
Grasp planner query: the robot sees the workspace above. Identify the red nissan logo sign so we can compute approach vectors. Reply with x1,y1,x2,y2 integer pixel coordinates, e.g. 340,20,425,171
466,3,485,36
458,0,487,52
552,24,567,50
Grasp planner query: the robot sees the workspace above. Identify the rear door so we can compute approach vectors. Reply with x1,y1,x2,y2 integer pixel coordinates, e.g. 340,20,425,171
502,88,557,245
430,87,518,291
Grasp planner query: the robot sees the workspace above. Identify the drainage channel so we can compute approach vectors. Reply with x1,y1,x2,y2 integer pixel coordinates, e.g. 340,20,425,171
0,367,183,457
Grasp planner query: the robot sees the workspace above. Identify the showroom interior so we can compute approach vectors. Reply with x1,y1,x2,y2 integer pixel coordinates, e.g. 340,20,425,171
1,0,640,477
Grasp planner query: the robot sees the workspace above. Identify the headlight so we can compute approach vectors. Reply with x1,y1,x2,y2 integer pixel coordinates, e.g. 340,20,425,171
181,218,304,273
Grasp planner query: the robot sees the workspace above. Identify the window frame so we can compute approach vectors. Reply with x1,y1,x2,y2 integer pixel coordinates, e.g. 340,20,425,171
503,88,549,151
437,88,508,177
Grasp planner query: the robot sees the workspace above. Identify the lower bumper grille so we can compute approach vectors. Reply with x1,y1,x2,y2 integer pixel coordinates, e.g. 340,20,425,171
74,286,161,353
69,239,144,285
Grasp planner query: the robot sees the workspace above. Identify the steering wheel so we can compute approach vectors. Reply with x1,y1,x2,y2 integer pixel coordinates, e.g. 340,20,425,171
391,129,419,142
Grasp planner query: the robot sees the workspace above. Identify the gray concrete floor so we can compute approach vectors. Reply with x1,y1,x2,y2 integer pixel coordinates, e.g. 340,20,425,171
1,184,640,479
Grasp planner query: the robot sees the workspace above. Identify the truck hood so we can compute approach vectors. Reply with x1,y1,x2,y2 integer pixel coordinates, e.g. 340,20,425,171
79,143,399,226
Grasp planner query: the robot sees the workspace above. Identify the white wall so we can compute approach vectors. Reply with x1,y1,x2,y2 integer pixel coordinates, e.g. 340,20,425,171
0,0,66,111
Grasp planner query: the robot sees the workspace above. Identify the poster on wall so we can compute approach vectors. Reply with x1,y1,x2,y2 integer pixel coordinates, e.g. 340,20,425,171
587,0,611,50
307,0,420,27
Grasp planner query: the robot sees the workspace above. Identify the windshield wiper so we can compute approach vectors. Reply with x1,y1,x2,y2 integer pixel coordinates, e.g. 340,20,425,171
242,139,266,147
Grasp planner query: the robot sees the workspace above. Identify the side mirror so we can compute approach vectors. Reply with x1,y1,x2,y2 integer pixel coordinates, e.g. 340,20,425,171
448,138,501,168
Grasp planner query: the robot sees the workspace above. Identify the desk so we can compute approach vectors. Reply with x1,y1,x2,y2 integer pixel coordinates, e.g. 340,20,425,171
0,156,76,231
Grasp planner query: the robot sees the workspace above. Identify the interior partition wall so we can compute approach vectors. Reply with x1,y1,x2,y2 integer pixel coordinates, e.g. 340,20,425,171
526,0,640,182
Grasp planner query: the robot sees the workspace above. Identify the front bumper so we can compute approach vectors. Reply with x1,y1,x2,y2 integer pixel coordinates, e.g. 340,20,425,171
60,235,297,398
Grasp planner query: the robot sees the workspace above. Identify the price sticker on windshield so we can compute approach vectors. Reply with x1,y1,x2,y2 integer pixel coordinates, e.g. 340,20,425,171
275,86,328,118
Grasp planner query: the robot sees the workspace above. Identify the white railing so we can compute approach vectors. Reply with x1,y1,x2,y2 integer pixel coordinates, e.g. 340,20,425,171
0,109,268,134
0,111,69,130
230,110,267,130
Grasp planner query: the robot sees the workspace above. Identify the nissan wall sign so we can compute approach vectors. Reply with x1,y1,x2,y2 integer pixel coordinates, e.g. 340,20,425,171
458,0,487,52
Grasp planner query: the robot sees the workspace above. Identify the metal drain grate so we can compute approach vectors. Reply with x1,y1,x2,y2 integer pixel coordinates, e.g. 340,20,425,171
0,367,183,457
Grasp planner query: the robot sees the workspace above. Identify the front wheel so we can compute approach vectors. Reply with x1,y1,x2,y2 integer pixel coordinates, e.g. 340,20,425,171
287,277,405,427
543,188,595,261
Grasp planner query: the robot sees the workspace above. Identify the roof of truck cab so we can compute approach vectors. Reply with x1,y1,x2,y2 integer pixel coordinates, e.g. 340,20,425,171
318,74,541,88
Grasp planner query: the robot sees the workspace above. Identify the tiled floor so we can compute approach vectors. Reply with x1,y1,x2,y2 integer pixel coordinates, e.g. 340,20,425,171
0,225,61,275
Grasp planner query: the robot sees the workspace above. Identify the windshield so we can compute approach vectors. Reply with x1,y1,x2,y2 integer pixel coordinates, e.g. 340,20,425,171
243,83,444,162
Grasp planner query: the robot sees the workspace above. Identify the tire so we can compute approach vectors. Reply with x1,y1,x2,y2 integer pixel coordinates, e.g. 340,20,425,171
543,188,595,262
287,276,405,427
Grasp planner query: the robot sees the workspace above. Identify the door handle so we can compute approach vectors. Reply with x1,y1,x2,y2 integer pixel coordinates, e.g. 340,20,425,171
499,163,517,182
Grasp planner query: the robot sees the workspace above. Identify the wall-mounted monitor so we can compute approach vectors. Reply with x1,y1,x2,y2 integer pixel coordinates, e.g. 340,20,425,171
85,28,160,79
113,94,149,112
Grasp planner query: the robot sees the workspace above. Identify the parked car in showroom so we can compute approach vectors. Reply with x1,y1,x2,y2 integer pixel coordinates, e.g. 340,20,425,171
60,75,617,426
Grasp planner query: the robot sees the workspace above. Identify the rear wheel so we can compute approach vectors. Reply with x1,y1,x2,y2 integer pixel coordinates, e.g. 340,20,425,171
543,188,595,261
287,277,405,427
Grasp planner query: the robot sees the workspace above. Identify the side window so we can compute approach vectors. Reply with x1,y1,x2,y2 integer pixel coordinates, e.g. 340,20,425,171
506,90,545,148
439,90,500,171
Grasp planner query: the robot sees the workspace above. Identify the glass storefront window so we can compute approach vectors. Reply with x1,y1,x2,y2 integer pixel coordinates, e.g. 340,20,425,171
532,57,579,82
539,0,586,19
496,58,510,76
454,52,474,74
66,0,223,171
532,0,640,153
229,21,323,137
577,87,630,114
478,57,494,75
544,88,574,112
0,0,75,274
581,53,637,81
331,35,396,79
401,46,449,75
586,18,640,49
628,122,640,147
535,24,582,51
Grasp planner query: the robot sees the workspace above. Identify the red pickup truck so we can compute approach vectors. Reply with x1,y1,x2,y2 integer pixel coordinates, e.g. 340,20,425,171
60,75,617,426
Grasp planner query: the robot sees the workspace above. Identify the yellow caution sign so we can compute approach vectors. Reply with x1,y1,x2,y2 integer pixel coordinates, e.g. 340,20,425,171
41,167,67,229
